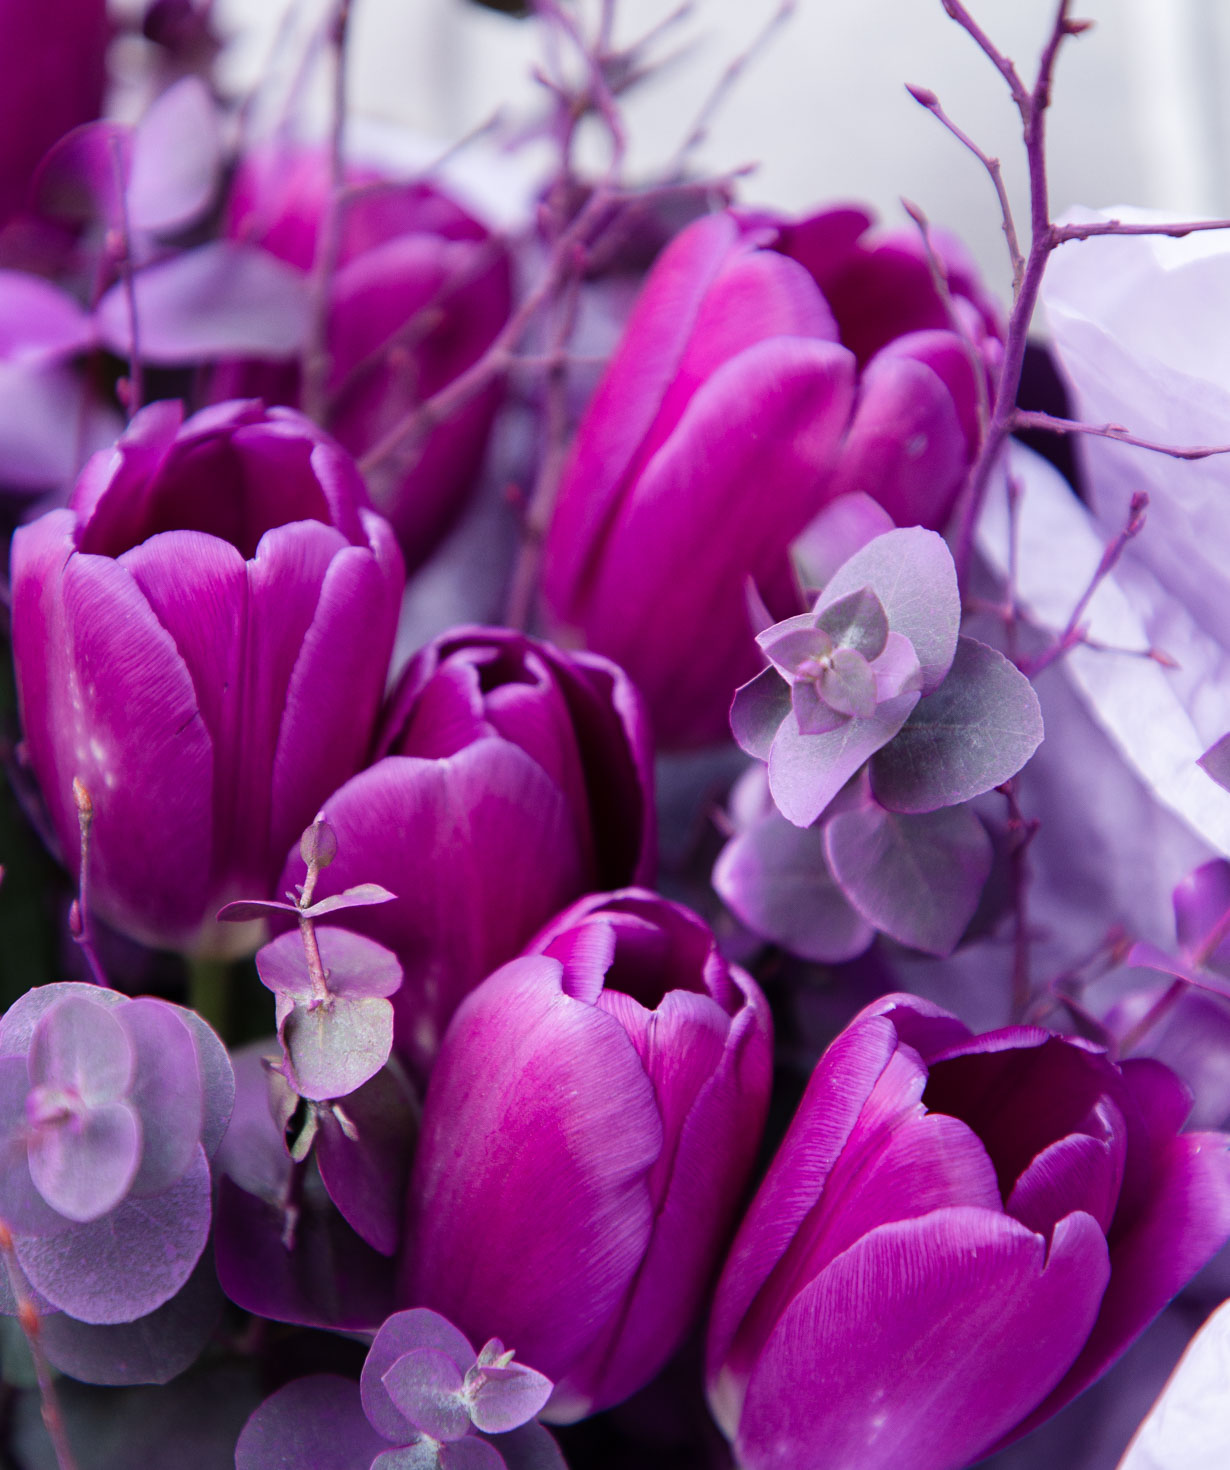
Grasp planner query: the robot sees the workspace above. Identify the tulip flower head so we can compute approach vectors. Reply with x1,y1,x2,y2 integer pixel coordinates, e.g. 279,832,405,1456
9,398,404,956
706,993,1230,1470
278,627,654,1069
401,889,772,1422
541,204,1001,747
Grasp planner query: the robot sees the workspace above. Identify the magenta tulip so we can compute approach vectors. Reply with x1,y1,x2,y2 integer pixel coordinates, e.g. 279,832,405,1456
706,993,1230,1470
541,204,998,747
277,627,655,1068
10,398,404,955
400,890,773,1422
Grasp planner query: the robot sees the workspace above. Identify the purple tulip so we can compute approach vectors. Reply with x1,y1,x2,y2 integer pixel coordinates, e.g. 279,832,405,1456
277,627,654,1068
10,398,404,956
400,889,773,1423
215,145,513,569
0,0,110,229
775,204,999,527
706,993,1230,1470
541,204,998,748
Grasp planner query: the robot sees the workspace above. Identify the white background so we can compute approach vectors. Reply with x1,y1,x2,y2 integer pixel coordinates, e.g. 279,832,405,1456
205,0,1230,303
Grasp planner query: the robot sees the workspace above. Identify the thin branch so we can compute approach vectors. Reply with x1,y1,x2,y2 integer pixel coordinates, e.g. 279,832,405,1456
1020,491,1147,677
1053,216,1230,243
902,197,991,437
668,0,795,168
1013,409,1230,460
0,1225,79,1470
505,274,582,629
358,183,619,479
905,84,1023,296
107,135,142,418
940,0,1030,109
300,0,352,423
948,1,1078,581
1000,780,1041,1018
534,0,627,171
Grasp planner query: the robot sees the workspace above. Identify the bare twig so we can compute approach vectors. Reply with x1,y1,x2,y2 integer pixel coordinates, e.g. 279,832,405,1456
902,197,991,438
1000,780,1041,1018
0,1224,79,1470
1013,409,1230,460
905,84,1023,296
1053,216,1230,243
107,135,142,418
505,274,582,628
668,0,795,168
301,0,352,423
1020,491,1147,677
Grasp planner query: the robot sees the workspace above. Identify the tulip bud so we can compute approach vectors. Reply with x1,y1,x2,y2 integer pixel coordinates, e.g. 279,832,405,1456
400,889,772,1423
541,204,1000,748
10,398,404,956
706,993,1230,1470
278,627,655,1070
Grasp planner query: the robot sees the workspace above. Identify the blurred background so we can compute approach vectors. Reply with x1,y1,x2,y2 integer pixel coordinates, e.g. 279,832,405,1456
177,0,1230,304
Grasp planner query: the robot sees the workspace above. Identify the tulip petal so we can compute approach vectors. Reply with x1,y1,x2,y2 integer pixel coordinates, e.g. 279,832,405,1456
402,956,661,1385
271,515,404,867
565,971,773,1417
1007,1129,1125,1237
545,214,802,610
12,527,216,948
735,1207,1109,1470
291,742,587,1068
1015,1108,1230,1434
825,349,969,530
563,334,856,747
923,1032,1124,1195
706,1012,898,1434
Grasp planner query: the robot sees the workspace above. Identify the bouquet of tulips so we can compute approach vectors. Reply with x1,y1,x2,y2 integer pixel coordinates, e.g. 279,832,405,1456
1,2,1228,1468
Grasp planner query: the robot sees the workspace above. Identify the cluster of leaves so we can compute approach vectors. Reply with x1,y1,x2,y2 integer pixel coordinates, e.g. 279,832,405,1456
718,525,1042,957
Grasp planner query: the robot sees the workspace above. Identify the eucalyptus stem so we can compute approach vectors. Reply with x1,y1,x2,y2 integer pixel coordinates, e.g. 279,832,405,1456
187,956,232,1039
